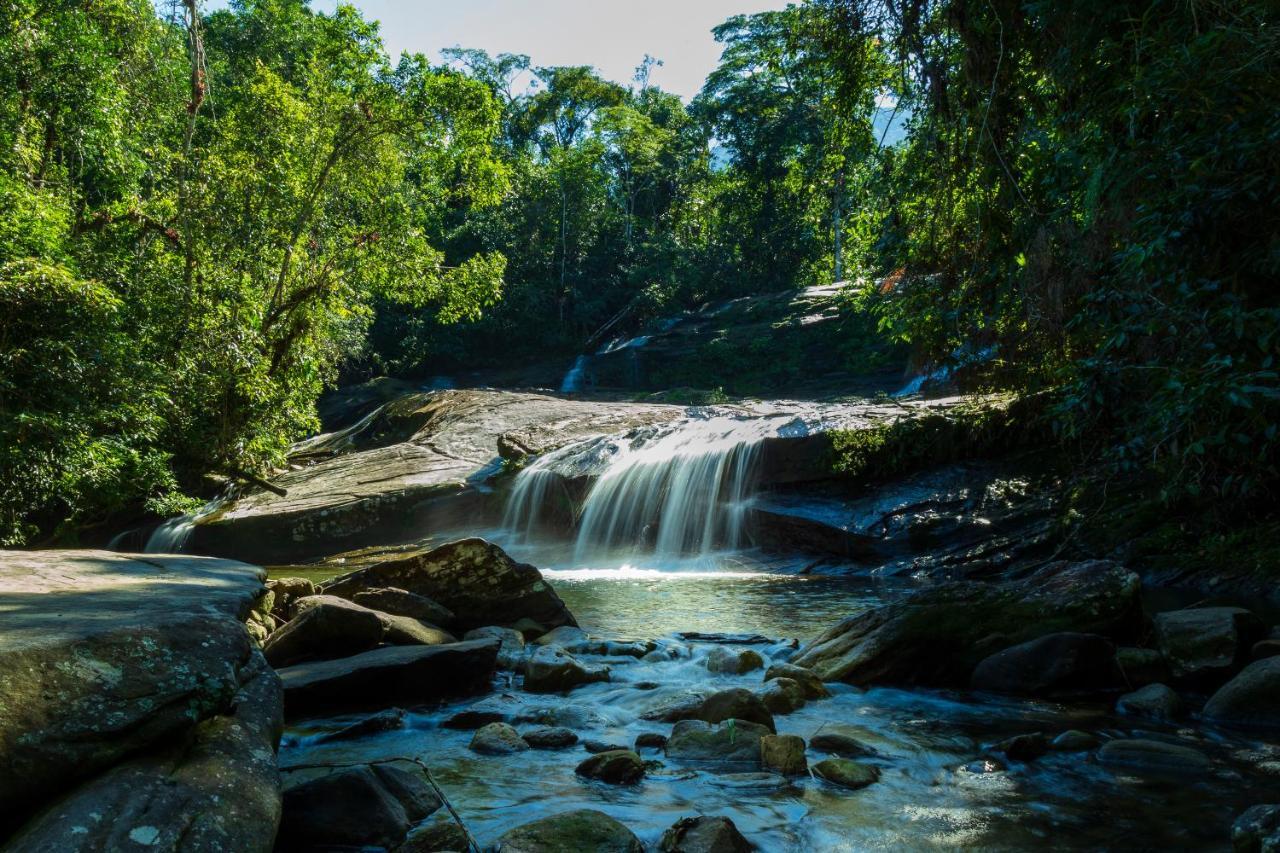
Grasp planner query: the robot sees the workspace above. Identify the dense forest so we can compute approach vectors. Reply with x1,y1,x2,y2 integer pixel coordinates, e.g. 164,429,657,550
2,0,1277,545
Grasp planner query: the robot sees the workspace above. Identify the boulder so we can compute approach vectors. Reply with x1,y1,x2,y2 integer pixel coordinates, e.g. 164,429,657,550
523,647,610,693
354,586,456,628
757,677,807,714
809,729,879,758
1050,730,1099,751
379,612,456,646
0,550,267,837
1116,683,1183,721
665,719,769,768
576,750,646,785
265,576,317,620
641,692,708,723
262,595,384,667
760,734,808,776
695,688,776,732
635,733,668,751
466,625,527,670
813,758,880,790
583,739,631,754
470,722,529,755
401,811,470,852
6,651,283,853
444,694,522,729
494,809,644,853
1254,640,1280,662
277,763,440,851
1233,804,1280,853
278,639,498,718
317,707,406,743
1153,606,1265,682
1116,646,1169,687
793,560,1141,686
523,727,579,749
989,733,1048,762
1204,657,1280,730
535,625,591,646
1096,738,1211,774
970,632,1121,697
658,815,753,853
323,538,576,632
706,647,764,675
763,663,830,699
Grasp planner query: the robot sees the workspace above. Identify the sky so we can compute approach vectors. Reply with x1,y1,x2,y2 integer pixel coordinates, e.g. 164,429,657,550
255,0,795,101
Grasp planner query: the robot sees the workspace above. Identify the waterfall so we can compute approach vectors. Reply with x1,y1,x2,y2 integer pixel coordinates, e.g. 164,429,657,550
505,414,776,562
144,499,222,554
560,355,590,393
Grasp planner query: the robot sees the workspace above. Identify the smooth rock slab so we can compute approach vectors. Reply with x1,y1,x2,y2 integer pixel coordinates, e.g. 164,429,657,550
278,639,498,718
0,549,265,831
494,809,644,853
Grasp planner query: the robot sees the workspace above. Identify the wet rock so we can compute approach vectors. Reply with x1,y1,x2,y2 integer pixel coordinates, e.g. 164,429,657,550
989,732,1048,762
706,647,764,675
970,632,1121,697
278,639,498,718
323,538,577,632
760,734,808,776
523,726,579,748
267,576,317,620
1097,738,1211,774
1116,646,1169,687
523,646,611,693
535,625,591,646
277,763,440,851
570,638,655,658
1254,641,1280,662
576,750,645,784
706,772,790,791
518,704,614,730
1116,683,1183,721
317,707,406,743
381,612,457,647
6,650,283,853
401,811,469,852
809,729,879,758
635,732,669,750
794,560,1141,686
1233,804,1280,853
246,591,277,645
494,808,644,853
757,677,807,714
763,663,830,699
263,594,384,666
665,719,770,768
470,722,529,755
1153,606,1265,682
960,757,1007,774
658,815,753,853
466,625,527,670
678,631,774,645
443,694,522,729
584,739,631,754
353,586,455,628
1204,657,1280,731
512,617,550,639
695,688,777,732
0,550,267,834
641,692,708,722
813,758,880,790
1050,730,1099,751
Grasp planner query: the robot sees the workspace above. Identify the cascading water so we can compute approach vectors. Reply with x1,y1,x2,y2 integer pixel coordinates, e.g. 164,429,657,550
144,499,223,553
559,355,590,393
504,413,780,564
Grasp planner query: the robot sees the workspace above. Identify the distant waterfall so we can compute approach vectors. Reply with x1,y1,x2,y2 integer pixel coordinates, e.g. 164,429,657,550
559,356,590,393
505,415,775,561
144,499,222,554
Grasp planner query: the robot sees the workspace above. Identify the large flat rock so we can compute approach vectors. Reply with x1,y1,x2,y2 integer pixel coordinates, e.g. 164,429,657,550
0,549,268,838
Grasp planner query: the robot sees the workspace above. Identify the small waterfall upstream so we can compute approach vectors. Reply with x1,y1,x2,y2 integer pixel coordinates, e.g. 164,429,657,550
144,499,222,554
505,414,778,563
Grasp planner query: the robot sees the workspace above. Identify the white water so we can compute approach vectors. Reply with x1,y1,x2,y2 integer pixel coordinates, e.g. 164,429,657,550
144,499,222,554
505,414,779,563
559,355,590,393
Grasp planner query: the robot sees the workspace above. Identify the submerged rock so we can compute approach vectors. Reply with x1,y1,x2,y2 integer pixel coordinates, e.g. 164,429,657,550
695,688,776,732
494,809,644,853
970,632,1121,697
317,707,406,743
278,639,498,717
523,646,611,693
706,646,764,675
323,538,576,632
575,750,646,785
0,550,268,838
761,734,808,776
809,729,879,758
1204,657,1280,731
1233,804,1280,853
470,722,529,755
277,763,441,851
1116,683,1183,721
813,758,880,790
763,662,830,699
793,560,1141,686
1153,606,1264,682
1097,738,1211,774
262,594,384,666
523,726,579,749
665,719,769,768
658,815,753,853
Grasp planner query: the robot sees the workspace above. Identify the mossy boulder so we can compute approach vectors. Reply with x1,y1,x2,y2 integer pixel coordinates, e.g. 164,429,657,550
494,809,643,853
813,758,880,790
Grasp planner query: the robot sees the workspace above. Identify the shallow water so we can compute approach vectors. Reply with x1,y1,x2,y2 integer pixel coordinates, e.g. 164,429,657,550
278,548,1280,851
